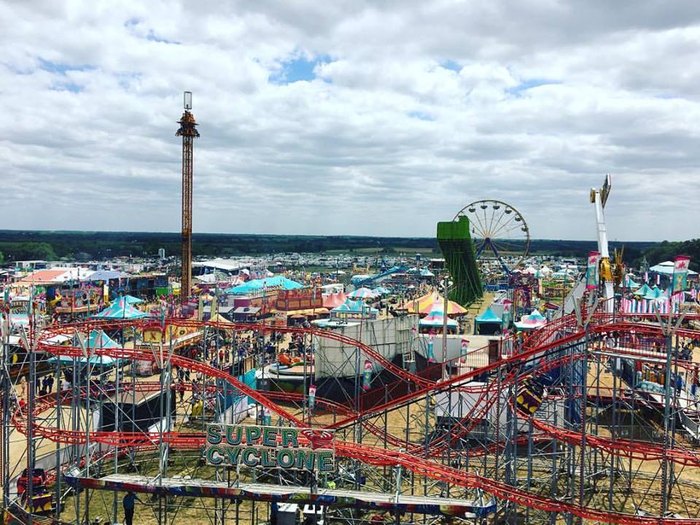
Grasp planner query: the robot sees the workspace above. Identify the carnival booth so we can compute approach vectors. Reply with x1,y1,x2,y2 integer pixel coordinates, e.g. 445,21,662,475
400,291,468,316
322,291,347,309
475,307,503,335
47,330,123,370
347,287,378,300
331,299,378,321
419,301,459,334
514,309,547,331
93,297,149,320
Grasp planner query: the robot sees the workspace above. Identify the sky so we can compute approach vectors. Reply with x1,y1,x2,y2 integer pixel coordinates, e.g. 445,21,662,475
2,0,700,242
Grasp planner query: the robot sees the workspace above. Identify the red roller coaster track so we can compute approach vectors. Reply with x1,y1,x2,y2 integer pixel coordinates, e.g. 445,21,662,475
10,311,700,524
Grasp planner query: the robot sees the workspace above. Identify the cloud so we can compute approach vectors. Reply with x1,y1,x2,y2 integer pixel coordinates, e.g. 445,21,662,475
1,0,699,242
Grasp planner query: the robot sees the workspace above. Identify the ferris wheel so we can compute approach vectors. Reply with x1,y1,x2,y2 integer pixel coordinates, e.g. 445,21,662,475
454,199,530,271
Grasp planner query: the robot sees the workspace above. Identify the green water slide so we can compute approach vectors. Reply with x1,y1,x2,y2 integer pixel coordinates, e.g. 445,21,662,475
437,216,483,307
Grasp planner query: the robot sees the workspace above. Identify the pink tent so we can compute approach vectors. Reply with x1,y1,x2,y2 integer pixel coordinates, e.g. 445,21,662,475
322,292,347,309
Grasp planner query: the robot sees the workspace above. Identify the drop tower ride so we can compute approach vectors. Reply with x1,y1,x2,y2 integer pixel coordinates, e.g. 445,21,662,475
176,91,199,302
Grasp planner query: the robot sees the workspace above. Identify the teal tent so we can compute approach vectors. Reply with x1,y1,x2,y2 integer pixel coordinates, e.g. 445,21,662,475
419,302,458,329
475,307,503,335
624,276,640,289
93,297,149,319
224,276,303,295
331,299,378,319
120,294,144,305
633,283,653,296
47,330,122,368
475,307,503,324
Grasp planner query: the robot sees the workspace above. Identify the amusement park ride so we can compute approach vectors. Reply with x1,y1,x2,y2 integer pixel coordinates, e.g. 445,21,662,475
177,91,199,302
2,175,700,525
590,175,615,313
454,199,530,274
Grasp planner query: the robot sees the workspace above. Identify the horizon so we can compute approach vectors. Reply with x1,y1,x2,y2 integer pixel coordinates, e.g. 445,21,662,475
0,228,674,245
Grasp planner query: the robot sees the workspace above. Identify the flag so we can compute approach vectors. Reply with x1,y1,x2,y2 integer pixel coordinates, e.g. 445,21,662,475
672,256,691,295
585,252,600,290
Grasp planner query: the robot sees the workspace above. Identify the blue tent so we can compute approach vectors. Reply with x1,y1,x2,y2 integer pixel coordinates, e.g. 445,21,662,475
475,307,502,324
633,283,653,296
86,330,120,348
120,294,144,305
47,330,122,367
419,304,458,328
332,299,378,319
224,276,303,295
475,306,503,335
624,276,640,289
93,298,149,319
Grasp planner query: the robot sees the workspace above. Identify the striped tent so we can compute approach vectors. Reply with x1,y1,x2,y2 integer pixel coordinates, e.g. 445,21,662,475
401,291,468,315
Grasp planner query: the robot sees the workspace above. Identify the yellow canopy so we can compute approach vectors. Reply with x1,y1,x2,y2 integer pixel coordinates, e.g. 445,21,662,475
400,291,468,315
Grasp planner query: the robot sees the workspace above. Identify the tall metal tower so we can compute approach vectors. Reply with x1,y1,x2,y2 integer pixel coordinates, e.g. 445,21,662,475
176,91,199,302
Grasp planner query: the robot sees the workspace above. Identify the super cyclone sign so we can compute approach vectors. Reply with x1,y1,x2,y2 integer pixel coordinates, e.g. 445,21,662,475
205,424,335,473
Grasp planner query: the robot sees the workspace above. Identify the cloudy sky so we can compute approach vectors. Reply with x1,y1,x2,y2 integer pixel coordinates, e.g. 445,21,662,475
2,1,699,242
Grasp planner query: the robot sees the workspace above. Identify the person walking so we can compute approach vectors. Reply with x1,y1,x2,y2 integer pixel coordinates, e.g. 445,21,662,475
122,491,141,525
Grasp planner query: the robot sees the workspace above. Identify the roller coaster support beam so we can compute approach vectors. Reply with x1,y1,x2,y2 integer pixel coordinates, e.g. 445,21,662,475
658,307,687,517
1,305,10,512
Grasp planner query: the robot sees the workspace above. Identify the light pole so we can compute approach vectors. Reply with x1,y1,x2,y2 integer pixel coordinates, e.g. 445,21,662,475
442,275,453,380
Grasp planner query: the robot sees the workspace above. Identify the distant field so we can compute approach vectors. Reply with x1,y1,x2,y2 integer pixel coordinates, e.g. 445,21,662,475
0,229,684,268
325,246,436,256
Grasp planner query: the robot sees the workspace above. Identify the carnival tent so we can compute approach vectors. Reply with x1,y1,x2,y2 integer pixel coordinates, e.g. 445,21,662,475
93,298,149,319
649,261,698,276
224,276,303,295
633,283,653,297
331,299,378,319
85,330,120,349
475,307,503,335
348,287,377,300
120,294,144,305
475,307,502,323
48,330,122,367
419,303,459,329
400,291,468,316
624,275,640,289
514,309,547,330
322,292,347,309
85,270,128,281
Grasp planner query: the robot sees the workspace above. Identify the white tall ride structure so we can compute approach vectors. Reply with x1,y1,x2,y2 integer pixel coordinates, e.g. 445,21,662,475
590,175,614,313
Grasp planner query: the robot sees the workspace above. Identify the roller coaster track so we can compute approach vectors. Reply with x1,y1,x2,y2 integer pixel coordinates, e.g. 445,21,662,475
11,312,700,524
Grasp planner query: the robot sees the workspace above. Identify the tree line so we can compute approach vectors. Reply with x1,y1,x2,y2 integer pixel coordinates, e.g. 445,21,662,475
0,230,696,272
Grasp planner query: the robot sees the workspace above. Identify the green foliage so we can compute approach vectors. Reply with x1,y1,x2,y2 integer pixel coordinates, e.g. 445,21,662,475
0,242,56,261
0,231,438,261
0,230,697,272
639,238,700,272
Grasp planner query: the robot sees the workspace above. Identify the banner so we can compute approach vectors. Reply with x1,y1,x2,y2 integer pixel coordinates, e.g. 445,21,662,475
460,339,469,364
274,289,323,312
427,337,435,363
672,256,691,294
585,252,600,290
362,360,372,390
205,424,335,473
308,384,316,410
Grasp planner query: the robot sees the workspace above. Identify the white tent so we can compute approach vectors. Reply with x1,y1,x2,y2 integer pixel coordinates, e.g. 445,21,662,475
649,261,698,276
